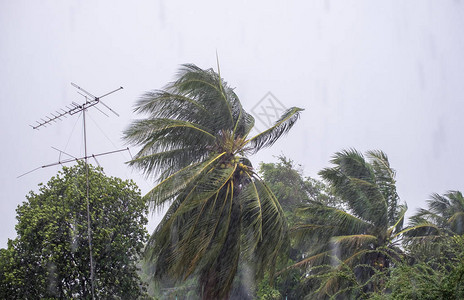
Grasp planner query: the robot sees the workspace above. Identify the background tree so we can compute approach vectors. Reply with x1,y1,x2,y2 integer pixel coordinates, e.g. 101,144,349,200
0,162,148,299
258,156,341,299
289,149,410,299
124,64,303,299
259,155,341,220
259,156,310,211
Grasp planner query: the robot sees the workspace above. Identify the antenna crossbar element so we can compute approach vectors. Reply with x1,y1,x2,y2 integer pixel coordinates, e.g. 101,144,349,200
30,83,123,130
17,148,130,178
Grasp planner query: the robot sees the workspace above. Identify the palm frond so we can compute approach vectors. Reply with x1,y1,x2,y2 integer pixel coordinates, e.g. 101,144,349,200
318,149,400,229
331,235,378,253
387,204,407,237
286,250,332,271
146,165,237,278
320,166,388,228
447,211,464,235
242,176,287,278
366,150,400,225
399,223,441,237
294,203,371,239
133,90,212,122
327,149,374,183
142,153,225,210
124,118,215,147
365,150,395,179
245,107,303,154
169,64,235,131
427,193,450,215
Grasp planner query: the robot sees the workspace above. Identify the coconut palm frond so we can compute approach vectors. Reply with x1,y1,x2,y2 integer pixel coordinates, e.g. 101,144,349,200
366,150,401,225
447,211,464,235
331,235,378,251
310,150,391,230
320,167,388,228
169,64,236,132
387,204,407,237
124,118,215,150
294,203,371,241
127,147,209,182
146,166,237,278
143,152,226,210
134,90,211,122
245,107,303,154
327,149,374,183
399,223,441,240
365,150,394,179
289,251,333,271
241,177,286,278
427,193,451,216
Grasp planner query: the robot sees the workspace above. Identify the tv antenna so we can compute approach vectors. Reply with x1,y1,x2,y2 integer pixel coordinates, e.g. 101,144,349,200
23,82,127,300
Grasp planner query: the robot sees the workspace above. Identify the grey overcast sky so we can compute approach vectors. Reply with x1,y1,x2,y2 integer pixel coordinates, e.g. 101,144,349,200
1,1,463,248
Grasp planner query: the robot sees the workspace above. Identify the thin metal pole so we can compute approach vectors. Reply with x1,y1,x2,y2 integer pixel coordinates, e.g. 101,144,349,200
83,108,96,300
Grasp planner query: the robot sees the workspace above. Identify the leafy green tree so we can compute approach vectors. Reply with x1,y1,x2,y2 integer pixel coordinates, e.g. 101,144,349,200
259,156,311,211
258,156,341,299
256,274,282,300
0,162,148,299
289,149,413,299
124,64,303,299
259,156,341,223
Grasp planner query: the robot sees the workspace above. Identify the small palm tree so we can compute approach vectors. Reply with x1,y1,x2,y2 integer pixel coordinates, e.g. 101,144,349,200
124,64,303,299
412,191,464,235
289,149,411,299
405,191,464,258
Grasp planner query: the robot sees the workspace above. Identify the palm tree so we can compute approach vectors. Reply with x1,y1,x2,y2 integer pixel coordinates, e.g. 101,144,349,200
123,64,303,299
289,149,410,299
412,191,464,236
404,191,464,259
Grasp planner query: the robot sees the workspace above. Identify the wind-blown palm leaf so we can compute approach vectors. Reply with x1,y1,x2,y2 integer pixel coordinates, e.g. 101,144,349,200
319,151,390,230
366,150,400,225
142,153,225,210
331,234,378,251
124,118,216,180
245,107,303,154
286,250,333,271
294,203,372,240
387,204,407,238
124,63,302,299
134,90,212,121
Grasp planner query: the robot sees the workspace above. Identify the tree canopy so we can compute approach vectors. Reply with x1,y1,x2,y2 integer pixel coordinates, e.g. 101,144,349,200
0,162,148,299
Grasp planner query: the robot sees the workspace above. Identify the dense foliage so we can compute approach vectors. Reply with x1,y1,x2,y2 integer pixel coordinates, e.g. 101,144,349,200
0,163,148,299
369,235,464,299
258,153,464,300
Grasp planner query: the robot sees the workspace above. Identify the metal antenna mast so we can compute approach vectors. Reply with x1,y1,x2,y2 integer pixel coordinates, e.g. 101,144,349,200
27,83,124,299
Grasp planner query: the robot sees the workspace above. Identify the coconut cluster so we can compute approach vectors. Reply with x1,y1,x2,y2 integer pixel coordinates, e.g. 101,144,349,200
220,156,250,173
